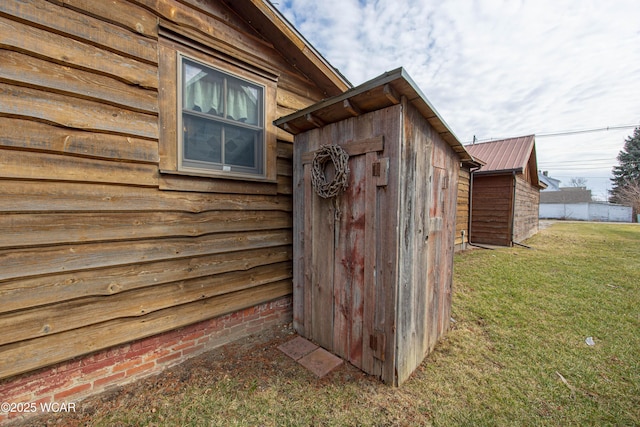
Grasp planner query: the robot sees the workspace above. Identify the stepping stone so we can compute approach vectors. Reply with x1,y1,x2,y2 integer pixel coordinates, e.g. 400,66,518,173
277,336,318,361
297,347,343,378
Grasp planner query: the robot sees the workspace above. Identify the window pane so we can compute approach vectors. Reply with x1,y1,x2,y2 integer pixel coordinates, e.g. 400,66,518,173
178,54,265,177
183,61,224,116
225,126,258,168
227,79,260,126
183,114,222,163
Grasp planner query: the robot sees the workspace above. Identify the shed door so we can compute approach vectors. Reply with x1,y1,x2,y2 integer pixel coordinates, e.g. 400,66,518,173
301,137,388,375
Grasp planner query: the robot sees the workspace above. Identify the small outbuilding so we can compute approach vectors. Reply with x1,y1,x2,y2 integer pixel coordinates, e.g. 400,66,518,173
275,68,474,385
465,135,546,246
455,158,483,251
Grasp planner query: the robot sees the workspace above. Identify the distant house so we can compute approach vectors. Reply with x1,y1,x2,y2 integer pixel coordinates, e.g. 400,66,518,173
465,135,546,246
539,171,561,191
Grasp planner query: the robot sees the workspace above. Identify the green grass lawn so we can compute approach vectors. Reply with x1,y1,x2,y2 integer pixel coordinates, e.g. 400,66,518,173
421,221,640,426
41,221,639,426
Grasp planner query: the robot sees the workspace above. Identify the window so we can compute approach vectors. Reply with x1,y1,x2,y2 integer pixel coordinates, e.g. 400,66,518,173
179,55,265,176
157,33,278,185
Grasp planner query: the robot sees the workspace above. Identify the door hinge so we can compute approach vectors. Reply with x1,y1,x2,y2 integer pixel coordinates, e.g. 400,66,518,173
372,157,389,187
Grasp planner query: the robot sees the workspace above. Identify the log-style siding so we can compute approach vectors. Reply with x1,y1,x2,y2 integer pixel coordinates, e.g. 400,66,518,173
466,136,542,247
513,175,540,243
455,167,471,249
470,173,540,247
0,0,340,380
470,174,514,246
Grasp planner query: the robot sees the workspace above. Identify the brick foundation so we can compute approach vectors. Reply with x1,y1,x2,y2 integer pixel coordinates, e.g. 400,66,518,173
0,296,292,425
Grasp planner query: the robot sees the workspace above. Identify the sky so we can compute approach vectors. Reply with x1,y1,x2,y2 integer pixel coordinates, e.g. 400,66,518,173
274,0,640,201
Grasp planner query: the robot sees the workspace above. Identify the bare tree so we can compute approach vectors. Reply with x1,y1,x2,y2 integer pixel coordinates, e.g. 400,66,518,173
612,179,640,219
569,177,587,188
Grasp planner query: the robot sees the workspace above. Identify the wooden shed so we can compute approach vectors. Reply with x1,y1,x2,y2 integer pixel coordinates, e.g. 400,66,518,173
465,136,545,246
454,159,483,251
275,68,474,385
0,0,350,411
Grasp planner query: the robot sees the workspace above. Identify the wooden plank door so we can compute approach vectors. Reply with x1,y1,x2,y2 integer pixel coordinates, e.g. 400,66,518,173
301,138,386,374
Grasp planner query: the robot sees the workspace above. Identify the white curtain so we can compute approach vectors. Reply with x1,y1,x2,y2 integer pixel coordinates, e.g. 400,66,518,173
184,64,258,125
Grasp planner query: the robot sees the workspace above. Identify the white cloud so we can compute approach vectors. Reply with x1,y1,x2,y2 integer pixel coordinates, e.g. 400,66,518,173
276,0,640,199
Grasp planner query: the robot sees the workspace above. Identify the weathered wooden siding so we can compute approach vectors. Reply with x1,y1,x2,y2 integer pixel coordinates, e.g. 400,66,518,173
292,95,460,385
0,0,331,380
395,99,459,385
293,106,401,384
470,174,514,246
455,167,471,250
512,175,540,243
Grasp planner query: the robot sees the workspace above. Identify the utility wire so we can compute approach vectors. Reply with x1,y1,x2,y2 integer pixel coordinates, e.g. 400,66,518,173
465,123,639,144
536,124,638,138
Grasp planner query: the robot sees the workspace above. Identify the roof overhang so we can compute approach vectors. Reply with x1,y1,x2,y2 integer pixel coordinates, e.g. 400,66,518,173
275,67,475,162
474,168,523,176
225,0,351,96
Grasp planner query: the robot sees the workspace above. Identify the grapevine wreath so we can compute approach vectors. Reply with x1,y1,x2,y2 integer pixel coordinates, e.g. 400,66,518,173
311,144,350,198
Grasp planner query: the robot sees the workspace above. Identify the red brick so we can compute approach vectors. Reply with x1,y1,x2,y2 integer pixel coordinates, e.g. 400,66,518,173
182,322,200,334
243,312,260,322
125,362,155,377
33,395,53,407
80,356,117,375
196,335,211,346
144,336,163,349
0,370,48,395
181,330,205,342
143,349,170,363
261,313,281,324
132,344,165,361
229,311,243,321
37,375,73,395
158,336,181,348
181,344,204,357
54,383,91,400
5,393,35,406
156,352,181,365
93,372,126,389
260,306,276,316
103,350,128,365
159,329,182,344
206,318,221,329
244,306,259,317
128,341,145,353
112,357,143,373
0,299,295,423
54,359,83,374
172,341,195,352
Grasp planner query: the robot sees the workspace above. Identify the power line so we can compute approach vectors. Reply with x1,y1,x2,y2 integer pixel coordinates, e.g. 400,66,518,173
465,123,639,144
536,124,638,138
539,158,616,164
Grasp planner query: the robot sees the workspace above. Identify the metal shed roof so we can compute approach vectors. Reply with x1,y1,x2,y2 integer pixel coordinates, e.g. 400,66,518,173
274,67,475,163
465,135,535,173
465,135,544,188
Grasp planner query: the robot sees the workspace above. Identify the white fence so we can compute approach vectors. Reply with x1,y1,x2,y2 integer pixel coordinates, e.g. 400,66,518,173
539,202,633,222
